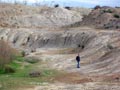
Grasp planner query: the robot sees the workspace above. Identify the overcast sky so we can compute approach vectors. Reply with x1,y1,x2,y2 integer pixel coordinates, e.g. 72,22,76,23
5,0,120,8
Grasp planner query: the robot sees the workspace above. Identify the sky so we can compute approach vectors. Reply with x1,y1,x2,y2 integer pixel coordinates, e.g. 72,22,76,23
3,0,120,8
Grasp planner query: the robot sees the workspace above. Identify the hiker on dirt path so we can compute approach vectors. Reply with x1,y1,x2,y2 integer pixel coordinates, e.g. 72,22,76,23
76,54,80,68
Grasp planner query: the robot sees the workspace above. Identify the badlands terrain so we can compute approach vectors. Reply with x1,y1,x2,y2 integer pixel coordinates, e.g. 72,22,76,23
0,3,120,90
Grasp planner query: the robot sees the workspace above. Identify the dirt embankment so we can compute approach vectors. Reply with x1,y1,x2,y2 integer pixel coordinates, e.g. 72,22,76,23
69,6,120,30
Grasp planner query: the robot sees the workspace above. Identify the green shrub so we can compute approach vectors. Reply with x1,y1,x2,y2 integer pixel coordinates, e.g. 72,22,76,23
107,44,114,50
14,56,24,62
103,9,113,13
114,14,120,18
4,65,15,73
10,61,21,69
0,65,15,74
0,68,5,74
21,51,26,57
107,9,113,13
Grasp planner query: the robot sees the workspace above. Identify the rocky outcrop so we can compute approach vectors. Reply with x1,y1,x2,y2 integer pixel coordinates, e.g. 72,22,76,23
0,28,96,53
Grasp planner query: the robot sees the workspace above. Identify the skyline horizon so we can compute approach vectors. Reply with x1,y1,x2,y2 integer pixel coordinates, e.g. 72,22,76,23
0,0,120,8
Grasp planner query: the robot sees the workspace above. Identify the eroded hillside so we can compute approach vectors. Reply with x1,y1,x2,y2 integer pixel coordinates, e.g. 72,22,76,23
0,3,91,28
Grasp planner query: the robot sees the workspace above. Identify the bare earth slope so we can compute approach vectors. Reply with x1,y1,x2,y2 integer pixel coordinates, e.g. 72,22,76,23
0,3,91,28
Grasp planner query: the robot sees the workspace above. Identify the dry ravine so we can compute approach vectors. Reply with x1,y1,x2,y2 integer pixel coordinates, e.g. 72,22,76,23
0,3,120,90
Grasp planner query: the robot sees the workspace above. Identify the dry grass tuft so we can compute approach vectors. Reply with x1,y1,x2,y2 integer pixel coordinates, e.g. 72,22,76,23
0,39,17,68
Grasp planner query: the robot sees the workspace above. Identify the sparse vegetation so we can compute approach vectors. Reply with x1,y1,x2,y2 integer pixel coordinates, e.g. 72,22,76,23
0,43,61,89
21,51,26,57
77,44,85,49
81,5,120,29
114,14,120,18
0,65,15,74
103,9,113,13
116,26,119,29
107,9,113,13
0,58,61,90
0,40,17,69
3,65,15,73
64,6,71,10
25,57,39,64
54,4,59,8
0,55,24,74
107,44,114,50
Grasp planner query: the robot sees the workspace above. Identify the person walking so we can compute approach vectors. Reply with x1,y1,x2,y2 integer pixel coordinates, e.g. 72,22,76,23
76,54,80,68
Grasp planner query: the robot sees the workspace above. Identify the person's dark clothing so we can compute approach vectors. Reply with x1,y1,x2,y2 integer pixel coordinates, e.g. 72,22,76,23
76,56,80,62
76,55,80,68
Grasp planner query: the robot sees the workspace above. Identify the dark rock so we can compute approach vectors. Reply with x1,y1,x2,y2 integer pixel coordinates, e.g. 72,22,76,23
64,6,71,10
115,77,119,80
29,71,41,77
